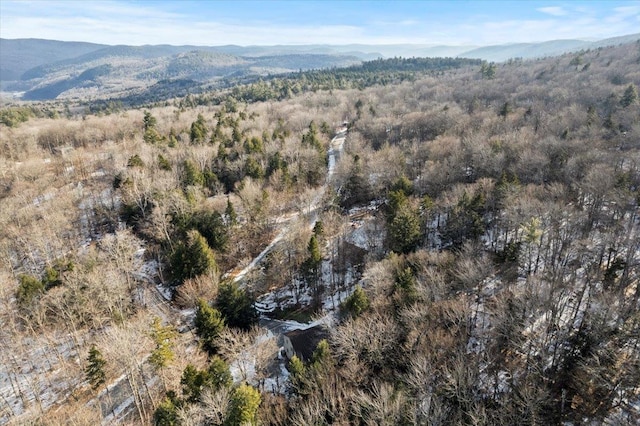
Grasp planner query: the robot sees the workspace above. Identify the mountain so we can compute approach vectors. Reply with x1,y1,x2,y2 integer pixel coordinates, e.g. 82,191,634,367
1,33,638,100
457,40,591,62
456,33,640,62
0,38,106,82
4,45,361,101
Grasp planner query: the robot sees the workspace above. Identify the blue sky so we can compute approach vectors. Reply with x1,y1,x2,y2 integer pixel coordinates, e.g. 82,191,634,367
1,1,639,46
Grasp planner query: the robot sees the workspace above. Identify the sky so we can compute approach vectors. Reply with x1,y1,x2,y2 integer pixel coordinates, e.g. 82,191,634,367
1,0,639,47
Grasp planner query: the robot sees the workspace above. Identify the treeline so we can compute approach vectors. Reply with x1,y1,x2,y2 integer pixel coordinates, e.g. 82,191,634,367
76,56,482,110
227,56,482,104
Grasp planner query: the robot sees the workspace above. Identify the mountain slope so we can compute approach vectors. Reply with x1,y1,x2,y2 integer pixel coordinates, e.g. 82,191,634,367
0,38,106,81
457,33,640,62
2,33,639,100
458,39,591,62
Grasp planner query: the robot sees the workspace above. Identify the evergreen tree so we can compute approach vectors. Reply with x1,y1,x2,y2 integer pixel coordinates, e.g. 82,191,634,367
190,113,208,143
144,127,161,144
388,203,421,254
340,156,373,208
387,189,408,218
41,259,72,290
85,345,107,390
226,384,261,426
174,210,229,252
127,154,144,168
194,298,225,355
143,111,161,144
341,285,370,317
442,192,486,248
288,355,306,393
158,154,172,171
312,220,324,237
390,175,414,196
499,101,512,118
244,136,264,154
244,157,264,179
208,356,233,389
153,396,179,426
216,282,258,330
232,123,242,144
394,267,419,305
311,339,332,369
181,364,208,403
620,83,638,107
225,198,238,226
16,274,44,308
181,159,204,188
168,128,179,147
355,99,364,118
143,111,157,131
302,121,322,151
149,317,177,370
480,61,496,79
485,62,496,79
307,235,322,269
170,230,218,283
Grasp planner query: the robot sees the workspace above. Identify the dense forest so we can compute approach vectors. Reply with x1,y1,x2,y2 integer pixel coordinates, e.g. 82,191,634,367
0,41,639,425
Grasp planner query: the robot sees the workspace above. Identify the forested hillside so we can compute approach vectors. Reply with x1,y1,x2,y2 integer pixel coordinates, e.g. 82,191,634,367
0,41,639,425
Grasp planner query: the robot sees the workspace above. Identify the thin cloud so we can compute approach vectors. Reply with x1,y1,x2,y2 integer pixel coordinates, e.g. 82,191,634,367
606,5,640,23
1,0,639,46
537,6,568,16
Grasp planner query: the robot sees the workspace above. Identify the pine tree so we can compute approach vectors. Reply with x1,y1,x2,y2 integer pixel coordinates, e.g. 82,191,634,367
16,274,45,308
391,175,414,196
342,286,370,317
153,396,179,426
480,61,496,79
307,235,322,269
226,384,261,426
149,317,177,370
394,267,419,305
194,298,225,355
388,203,421,254
180,364,208,403
225,198,238,226
127,154,144,168
190,114,208,143
311,339,332,368
620,84,638,107
302,121,322,151
340,156,373,208
288,355,307,393
499,101,512,118
171,229,218,283
143,111,161,144
85,344,107,390
208,356,232,390
244,157,264,179
181,159,204,188
313,220,324,236
216,282,258,330
143,111,157,131
158,154,172,171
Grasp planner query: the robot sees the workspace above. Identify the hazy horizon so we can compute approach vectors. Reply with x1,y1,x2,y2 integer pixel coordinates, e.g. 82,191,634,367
1,1,639,47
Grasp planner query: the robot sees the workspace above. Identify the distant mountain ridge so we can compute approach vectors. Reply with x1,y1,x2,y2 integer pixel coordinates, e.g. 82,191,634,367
0,38,106,82
1,33,638,100
460,33,640,63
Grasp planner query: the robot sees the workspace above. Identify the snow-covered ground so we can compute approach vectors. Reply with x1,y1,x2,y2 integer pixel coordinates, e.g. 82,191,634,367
0,331,86,423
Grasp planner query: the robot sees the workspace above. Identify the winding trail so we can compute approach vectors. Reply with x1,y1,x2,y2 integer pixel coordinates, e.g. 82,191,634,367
231,126,347,286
